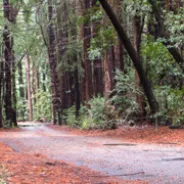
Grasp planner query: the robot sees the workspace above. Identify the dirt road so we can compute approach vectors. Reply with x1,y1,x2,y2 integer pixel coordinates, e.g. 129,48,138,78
0,122,184,184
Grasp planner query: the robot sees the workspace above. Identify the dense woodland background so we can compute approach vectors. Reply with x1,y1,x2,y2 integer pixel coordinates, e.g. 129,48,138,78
0,0,184,129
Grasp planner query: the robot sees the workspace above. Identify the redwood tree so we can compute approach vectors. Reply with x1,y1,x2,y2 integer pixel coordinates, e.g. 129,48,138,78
48,0,62,125
99,0,159,113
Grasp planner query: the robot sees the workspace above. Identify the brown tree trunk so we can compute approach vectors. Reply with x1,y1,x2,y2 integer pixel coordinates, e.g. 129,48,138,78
91,0,104,96
113,0,124,71
74,65,80,118
18,56,25,120
3,0,17,127
93,58,104,96
36,69,40,93
104,48,114,98
26,51,33,121
42,65,46,92
32,66,36,105
99,0,159,113
48,0,62,125
12,50,17,126
83,0,93,101
3,25,15,127
133,15,145,117
56,2,74,110
0,59,3,128
71,1,81,117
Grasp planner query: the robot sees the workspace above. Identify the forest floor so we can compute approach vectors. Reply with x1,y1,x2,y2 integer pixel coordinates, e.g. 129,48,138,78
1,122,184,183
0,140,142,184
51,124,184,146
0,125,145,184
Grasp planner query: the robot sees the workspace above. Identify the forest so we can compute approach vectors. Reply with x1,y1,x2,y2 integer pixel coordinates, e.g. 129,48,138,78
0,0,184,183
0,0,184,129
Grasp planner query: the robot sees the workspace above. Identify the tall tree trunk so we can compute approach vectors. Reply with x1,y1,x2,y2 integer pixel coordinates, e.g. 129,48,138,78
71,0,81,117
48,0,62,125
0,59,3,128
32,66,36,105
18,58,25,119
83,0,93,101
74,66,80,118
133,15,145,117
93,58,104,96
91,0,104,96
56,1,74,110
102,6,114,98
12,50,17,126
26,52,33,121
99,0,159,113
3,25,15,127
104,47,114,98
113,0,124,71
35,69,40,93
3,0,17,127
42,66,46,92
77,1,85,103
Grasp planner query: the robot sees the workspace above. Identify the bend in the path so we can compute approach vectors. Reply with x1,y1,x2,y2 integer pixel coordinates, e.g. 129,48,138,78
0,122,184,184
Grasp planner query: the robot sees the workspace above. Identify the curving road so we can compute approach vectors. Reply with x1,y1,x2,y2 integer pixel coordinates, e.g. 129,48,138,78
0,122,184,184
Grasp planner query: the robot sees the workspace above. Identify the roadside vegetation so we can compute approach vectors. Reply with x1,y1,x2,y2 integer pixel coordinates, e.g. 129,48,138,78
0,1,184,131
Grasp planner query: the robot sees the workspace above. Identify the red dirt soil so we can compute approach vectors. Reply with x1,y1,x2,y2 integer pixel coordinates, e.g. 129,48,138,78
49,125,184,146
0,141,146,184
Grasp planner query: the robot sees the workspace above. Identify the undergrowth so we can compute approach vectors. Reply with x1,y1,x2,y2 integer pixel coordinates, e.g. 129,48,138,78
63,70,143,130
63,96,117,130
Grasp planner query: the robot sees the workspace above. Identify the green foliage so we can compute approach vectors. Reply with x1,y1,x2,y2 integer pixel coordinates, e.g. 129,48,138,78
34,89,52,121
153,85,184,126
165,7,184,48
16,97,27,121
88,38,102,60
125,0,151,16
80,97,117,129
88,96,106,123
110,70,143,118
141,38,176,85
167,89,184,125
64,97,117,130
63,106,78,127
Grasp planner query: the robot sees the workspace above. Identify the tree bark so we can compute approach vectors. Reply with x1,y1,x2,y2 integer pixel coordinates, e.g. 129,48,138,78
91,0,104,96
26,52,33,121
83,0,93,101
99,0,159,113
74,66,80,118
0,59,3,128
3,0,17,127
104,47,114,98
133,15,145,117
12,50,17,126
113,0,124,71
18,57,25,119
3,25,15,127
48,0,62,125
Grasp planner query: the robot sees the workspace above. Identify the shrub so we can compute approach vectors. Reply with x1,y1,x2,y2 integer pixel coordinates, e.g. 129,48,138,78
63,106,79,127
110,69,142,121
64,96,117,130
34,89,52,121
154,86,184,126
82,96,117,129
